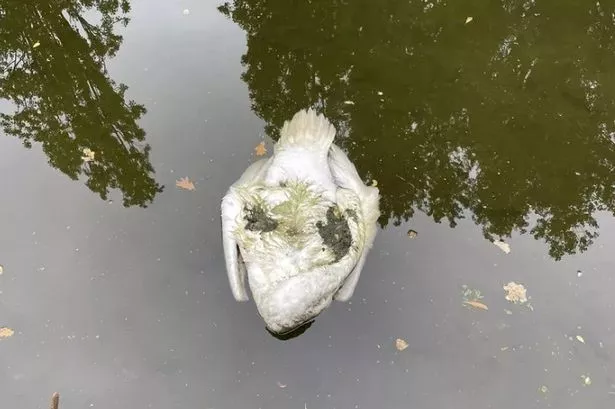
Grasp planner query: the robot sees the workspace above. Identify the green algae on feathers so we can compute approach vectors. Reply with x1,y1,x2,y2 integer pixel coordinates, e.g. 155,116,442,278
270,180,323,241
237,180,355,264
237,180,327,245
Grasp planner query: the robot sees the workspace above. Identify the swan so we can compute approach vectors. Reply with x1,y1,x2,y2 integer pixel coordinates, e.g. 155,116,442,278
221,109,380,335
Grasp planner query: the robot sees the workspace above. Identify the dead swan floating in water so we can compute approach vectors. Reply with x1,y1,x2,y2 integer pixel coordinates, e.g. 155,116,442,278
221,108,380,335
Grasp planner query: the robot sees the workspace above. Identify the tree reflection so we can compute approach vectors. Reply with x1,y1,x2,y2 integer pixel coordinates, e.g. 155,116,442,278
0,0,163,208
219,0,615,260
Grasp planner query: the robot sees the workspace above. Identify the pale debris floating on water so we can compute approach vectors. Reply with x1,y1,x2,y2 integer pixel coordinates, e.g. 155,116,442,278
406,229,418,239
395,338,409,351
493,240,510,254
465,16,474,24
0,327,15,338
176,177,196,191
581,374,591,386
461,285,488,310
182,9,190,15
0,264,3,275
503,281,527,304
464,300,488,310
81,148,95,162
576,335,585,344
50,393,60,409
254,141,267,156
461,284,483,301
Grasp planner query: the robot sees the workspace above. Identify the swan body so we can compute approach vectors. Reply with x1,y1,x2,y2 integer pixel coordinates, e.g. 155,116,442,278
221,109,380,334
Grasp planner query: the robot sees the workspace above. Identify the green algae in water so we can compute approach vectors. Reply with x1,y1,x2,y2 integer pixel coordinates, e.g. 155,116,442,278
317,206,352,262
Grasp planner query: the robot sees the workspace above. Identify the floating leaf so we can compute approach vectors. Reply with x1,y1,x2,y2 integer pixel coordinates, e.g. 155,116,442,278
254,141,267,156
465,16,474,24
493,240,511,254
0,264,3,275
539,385,548,394
0,327,15,338
581,374,591,385
176,177,196,191
343,100,355,105
503,281,528,304
277,381,287,388
395,338,409,351
464,300,489,310
576,335,585,344
406,229,418,239
33,41,41,48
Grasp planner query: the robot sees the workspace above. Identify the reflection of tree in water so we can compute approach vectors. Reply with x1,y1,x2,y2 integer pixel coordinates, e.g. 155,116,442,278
219,0,615,260
0,0,163,208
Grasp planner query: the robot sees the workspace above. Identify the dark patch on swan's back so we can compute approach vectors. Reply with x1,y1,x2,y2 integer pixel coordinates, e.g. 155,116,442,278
244,204,278,232
317,206,352,262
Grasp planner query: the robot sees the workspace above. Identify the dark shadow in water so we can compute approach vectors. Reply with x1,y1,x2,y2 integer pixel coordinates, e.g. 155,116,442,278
0,0,163,208
219,0,615,260
266,320,315,341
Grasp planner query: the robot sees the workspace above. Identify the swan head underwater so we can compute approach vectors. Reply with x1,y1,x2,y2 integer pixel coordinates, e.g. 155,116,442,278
221,109,380,335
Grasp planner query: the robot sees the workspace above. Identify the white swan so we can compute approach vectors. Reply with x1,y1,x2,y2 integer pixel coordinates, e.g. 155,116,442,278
221,109,380,334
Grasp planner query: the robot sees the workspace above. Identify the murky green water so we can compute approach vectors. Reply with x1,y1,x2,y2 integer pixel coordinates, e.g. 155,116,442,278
4,1,615,259
217,0,615,260
1,1,615,408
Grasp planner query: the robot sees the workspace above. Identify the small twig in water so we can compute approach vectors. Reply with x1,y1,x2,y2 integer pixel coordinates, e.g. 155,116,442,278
50,393,60,409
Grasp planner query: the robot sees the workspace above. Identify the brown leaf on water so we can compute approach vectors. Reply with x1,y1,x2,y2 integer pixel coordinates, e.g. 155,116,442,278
464,300,489,310
395,338,409,351
254,141,267,156
0,327,15,338
176,177,195,191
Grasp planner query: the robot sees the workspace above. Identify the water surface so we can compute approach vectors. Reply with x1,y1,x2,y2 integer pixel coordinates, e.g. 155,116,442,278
1,0,614,408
